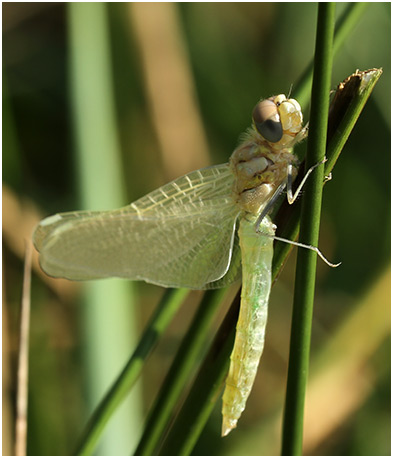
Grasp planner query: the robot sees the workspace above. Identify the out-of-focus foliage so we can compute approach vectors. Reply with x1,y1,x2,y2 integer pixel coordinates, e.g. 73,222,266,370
3,3,390,455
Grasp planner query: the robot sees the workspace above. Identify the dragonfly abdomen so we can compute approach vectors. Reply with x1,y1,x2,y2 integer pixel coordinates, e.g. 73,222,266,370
221,216,275,436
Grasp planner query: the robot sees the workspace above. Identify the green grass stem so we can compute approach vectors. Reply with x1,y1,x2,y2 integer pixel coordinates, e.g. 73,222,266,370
68,3,141,454
134,288,229,455
295,2,369,108
281,4,335,455
158,291,241,455
75,288,188,455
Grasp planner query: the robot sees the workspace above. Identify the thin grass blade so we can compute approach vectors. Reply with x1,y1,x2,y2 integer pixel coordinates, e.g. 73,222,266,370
134,288,229,455
75,288,188,456
281,4,335,455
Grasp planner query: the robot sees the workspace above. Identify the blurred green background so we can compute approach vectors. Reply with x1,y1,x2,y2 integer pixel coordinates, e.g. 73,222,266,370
3,3,390,456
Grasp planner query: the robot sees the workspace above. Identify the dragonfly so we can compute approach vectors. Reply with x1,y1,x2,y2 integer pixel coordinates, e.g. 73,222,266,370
33,94,337,437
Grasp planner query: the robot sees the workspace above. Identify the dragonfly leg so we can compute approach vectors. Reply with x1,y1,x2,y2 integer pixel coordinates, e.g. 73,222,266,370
273,234,340,267
286,157,327,205
254,182,286,231
255,227,341,268
253,153,327,232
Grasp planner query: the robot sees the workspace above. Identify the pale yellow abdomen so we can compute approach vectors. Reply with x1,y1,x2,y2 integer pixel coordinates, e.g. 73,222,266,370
221,215,275,436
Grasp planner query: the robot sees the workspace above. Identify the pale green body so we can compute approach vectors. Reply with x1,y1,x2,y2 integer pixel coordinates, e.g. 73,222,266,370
221,216,275,435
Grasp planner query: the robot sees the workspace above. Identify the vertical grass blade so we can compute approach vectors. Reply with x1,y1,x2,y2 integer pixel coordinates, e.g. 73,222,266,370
295,2,369,108
75,288,188,456
68,3,140,454
281,4,335,455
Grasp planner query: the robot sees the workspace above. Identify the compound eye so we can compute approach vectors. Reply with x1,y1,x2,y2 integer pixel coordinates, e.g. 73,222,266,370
252,99,283,143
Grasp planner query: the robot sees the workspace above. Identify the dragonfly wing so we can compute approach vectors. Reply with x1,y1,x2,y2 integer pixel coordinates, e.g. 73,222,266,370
34,164,240,289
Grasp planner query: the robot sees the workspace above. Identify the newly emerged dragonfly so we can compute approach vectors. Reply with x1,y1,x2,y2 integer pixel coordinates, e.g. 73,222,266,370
33,94,337,436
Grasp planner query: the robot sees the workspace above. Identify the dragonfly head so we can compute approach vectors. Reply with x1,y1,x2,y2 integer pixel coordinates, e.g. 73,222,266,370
252,94,304,146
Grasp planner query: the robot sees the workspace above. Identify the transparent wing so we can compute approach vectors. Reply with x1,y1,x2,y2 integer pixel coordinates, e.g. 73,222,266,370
33,164,241,289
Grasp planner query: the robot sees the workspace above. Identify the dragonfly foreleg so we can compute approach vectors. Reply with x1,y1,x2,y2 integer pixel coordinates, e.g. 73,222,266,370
254,156,329,233
286,157,328,205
